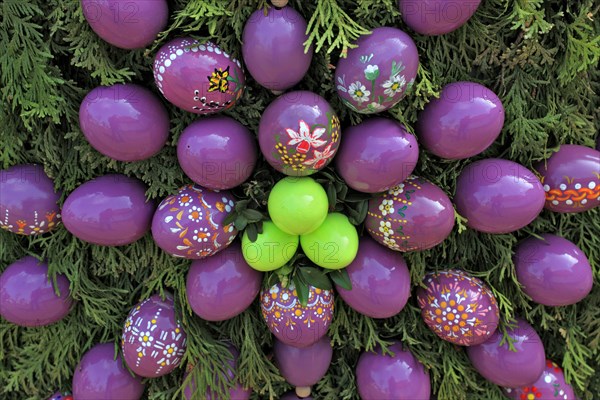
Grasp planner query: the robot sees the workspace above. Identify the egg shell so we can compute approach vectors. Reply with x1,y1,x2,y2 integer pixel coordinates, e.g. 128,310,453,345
242,6,313,91
121,293,187,377
0,164,61,235
47,392,72,400
399,0,481,36
153,37,245,114
0,256,72,327
514,234,593,306
151,184,237,259
356,341,431,400
72,343,145,400
261,282,333,348
335,118,419,193
335,27,419,114
259,91,340,176
79,84,170,162
417,269,499,346
466,317,546,387
503,359,576,400
280,393,314,400
81,0,168,49
535,144,600,213
177,116,257,190
274,336,333,387
365,175,455,252
62,174,155,246
416,81,505,160
454,159,546,234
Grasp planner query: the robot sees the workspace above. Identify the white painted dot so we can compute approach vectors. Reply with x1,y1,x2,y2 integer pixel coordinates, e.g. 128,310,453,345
207,46,214,52
170,54,176,60
574,183,581,189
544,375,552,383
199,45,206,51
192,46,198,52
543,184,550,192
165,59,171,67
559,390,564,395
176,49,183,56
215,48,221,54
159,66,165,73
566,199,573,205
581,199,587,204
224,52,230,58
552,200,559,205
446,307,451,312
589,181,596,189
157,74,163,81
184,48,190,52
559,183,567,190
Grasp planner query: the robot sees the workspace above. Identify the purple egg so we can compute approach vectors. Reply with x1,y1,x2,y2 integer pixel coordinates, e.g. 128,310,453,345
0,164,61,235
417,81,505,160
258,91,340,176
417,269,499,346
274,336,333,388
47,391,72,400
121,293,187,377
399,0,481,35
261,282,333,348
503,359,576,400
535,145,600,213
153,37,245,114
365,175,455,251
335,27,419,114
242,6,313,91
72,343,145,400
177,116,257,190
514,234,593,306
466,318,546,387
79,84,170,162
356,341,431,400
280,392,314,400
0,256,72,327
62,174,154,246
151,184,237,259
186,241,262,321
335,118,419,193
81,0,168,49
454,159,546,234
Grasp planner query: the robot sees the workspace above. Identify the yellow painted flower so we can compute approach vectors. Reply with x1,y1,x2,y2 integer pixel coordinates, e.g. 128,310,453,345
208,66,230,93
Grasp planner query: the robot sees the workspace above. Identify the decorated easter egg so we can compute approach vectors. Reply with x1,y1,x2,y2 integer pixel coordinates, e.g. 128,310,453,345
79,84,170,162
73,343,145,400
151,184,237,259
416,81,505,159
81,0,168,49
0,256,72,327
417,269,499,346
47,391,73,400
356,341,431,400
0,164,61,235
300,213,359,269
186,242,262,321
122,293,187,377
466,318,546,387
259,91,340,175
242,221,299,271
261,281,333,348
454,159,545,234
62,174,154,246
503,359,576,400
365,175,455,252
514,234,593,306
242,5,313,91
535,145,600,213
335,236,411,318
399,0,481,36
335,118,419,193
280,392,314,400
335,27,419,114
177,116,257,190
153,37,244,114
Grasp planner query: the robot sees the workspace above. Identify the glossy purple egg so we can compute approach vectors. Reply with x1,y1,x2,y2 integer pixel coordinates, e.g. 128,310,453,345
335,118,419,193
356,341,431,400
514,234,593,306
417,269,499,346
335,27,419,114
365,175,455,251
72,343,145,400
399,0,481,35
274,336,333,387
535,145,600,213
81,0,168,49
0,164,61,235
280,392,313,400
454,159,546,234
62,174,154,246
177,116,257,190
261,282,333,348
79,84,170,161
154,37,245,114
258,91,340,176
121,293,187,377
503,359,576,400
0,256,72,327
417,81,505,159
242,6,313,91
151,184,237,259
466,318,546,387
47,391,72,400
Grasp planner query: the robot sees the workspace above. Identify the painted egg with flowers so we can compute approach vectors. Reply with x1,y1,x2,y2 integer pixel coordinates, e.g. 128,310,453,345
47,391,73,400
503,359,576,400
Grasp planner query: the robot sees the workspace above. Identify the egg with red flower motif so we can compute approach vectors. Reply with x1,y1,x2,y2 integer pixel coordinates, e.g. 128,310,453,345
503,359,576,400
151,184,237,259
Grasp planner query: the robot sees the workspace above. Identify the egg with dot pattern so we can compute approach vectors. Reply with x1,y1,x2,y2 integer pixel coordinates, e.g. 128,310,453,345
502,359,576,400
